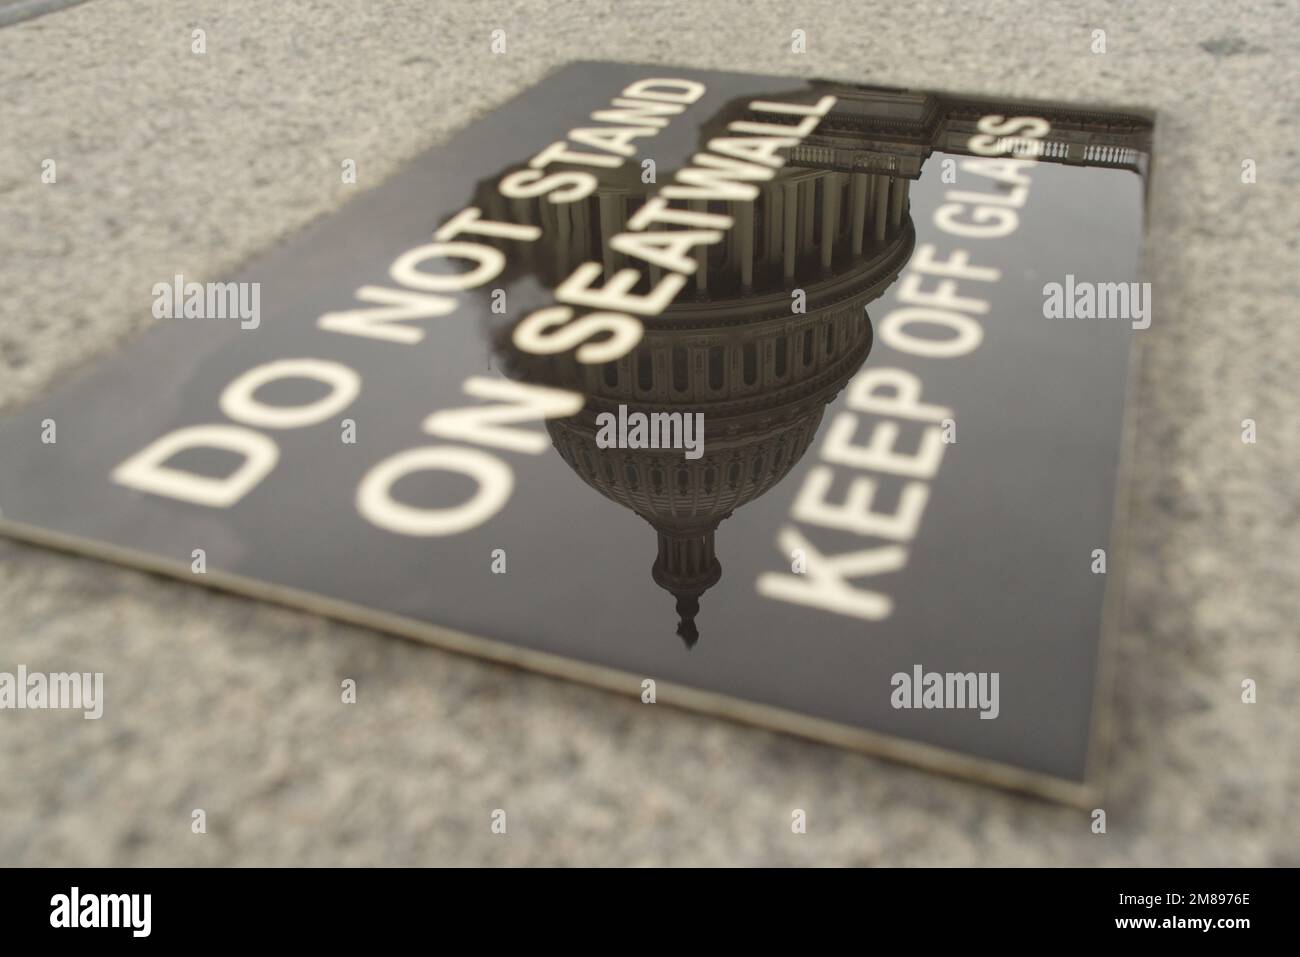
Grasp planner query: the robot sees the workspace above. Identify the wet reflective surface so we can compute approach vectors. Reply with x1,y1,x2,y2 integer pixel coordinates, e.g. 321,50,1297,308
0,63,1152,797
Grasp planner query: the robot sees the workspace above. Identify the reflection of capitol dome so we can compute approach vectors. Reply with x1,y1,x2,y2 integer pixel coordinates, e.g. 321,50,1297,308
548,169,913,644
484,84,1152,645
497,154,915,645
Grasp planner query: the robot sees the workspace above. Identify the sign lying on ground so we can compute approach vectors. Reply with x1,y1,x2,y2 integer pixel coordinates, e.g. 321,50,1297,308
0,62,1154,802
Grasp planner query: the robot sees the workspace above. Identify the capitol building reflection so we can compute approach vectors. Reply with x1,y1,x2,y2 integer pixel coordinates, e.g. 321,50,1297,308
485,85,1150,645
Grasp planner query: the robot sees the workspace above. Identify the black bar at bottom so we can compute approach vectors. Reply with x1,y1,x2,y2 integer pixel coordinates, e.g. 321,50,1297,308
0,867,1283,942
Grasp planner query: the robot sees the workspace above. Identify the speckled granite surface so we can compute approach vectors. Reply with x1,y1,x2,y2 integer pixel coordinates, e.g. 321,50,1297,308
0,0,1297,865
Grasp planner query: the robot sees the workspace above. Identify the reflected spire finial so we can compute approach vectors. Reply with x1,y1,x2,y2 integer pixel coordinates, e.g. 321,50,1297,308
674,594,701,649
652,527,721,650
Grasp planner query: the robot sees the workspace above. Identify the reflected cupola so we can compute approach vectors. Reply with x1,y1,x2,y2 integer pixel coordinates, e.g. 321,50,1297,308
540,168,913,644
488,95,918,644
479,84,1153,644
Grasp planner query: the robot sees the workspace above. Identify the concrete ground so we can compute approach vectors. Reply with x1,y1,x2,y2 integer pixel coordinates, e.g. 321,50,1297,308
0,0,1297,866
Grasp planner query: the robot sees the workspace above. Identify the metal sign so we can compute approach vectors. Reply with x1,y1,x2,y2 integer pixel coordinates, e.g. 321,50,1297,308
0,63,1154,802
